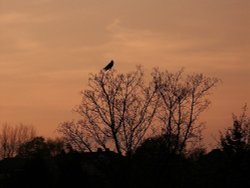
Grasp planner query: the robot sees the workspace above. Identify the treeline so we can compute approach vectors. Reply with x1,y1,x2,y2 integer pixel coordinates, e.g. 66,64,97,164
0,108,250,188
0,67,249,187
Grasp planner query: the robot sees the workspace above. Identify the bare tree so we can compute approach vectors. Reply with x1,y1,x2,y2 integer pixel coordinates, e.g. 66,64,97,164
58,67,158,156
152,68,219,154
0,123,36,159
58,121,93,152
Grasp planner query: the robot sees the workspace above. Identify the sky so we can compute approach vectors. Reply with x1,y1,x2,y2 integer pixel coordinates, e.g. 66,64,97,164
0,0,249,147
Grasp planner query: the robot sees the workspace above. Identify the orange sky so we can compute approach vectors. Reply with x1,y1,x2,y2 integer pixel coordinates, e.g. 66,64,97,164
0,0,249,147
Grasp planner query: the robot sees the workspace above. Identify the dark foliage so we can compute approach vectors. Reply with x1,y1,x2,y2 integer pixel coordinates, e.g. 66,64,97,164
0,137,250,188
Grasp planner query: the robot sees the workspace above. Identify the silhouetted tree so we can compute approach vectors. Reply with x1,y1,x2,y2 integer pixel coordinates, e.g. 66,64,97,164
57,121,93,152
47,137,65,157
0,123,36,159
135,134,177,157
17,137,50,158
219,105,250,155
152,68,219,154
187,147,206,161
58,67,158,156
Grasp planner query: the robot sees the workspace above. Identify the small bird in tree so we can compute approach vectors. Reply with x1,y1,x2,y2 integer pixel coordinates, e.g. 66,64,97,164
103,60,114,71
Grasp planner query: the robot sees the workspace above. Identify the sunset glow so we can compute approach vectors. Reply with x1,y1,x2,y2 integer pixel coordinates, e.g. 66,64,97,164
0,0,249,147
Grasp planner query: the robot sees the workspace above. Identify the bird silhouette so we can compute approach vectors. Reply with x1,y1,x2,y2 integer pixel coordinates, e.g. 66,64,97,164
103,60,114,71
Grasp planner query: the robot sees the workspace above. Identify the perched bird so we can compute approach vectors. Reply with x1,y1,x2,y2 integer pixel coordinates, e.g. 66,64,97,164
103,60,114,71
